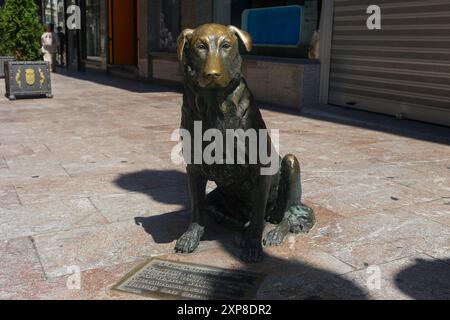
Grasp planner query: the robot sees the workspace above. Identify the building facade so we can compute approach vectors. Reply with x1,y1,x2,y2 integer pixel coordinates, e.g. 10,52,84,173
38,0,322,109
38,0,450,127
327,0,450,127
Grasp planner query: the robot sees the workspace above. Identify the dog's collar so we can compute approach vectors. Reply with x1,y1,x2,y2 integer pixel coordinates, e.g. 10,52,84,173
186,77,243,96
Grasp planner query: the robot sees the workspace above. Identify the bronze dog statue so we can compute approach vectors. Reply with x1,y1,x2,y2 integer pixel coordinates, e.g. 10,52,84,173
175,24,315,262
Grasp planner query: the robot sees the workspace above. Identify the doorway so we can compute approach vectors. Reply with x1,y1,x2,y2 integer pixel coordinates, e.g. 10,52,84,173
108,0,138,66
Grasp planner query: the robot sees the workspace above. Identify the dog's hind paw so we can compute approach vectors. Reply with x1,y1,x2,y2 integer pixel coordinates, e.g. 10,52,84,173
175,223,205,254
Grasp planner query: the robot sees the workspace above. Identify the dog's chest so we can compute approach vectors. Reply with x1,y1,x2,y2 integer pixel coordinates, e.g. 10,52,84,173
204,99,244,132
202,163,254,186
201,101,255,184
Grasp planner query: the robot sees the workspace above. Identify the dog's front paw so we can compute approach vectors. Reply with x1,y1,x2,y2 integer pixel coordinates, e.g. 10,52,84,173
240,239,264,263
263,227,286,247
175,223,205,254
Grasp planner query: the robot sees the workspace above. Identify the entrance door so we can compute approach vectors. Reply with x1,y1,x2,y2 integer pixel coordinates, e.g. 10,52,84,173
108,0,137,65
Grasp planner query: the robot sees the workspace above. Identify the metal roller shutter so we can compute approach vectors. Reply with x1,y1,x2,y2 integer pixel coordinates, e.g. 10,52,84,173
329,0,450,127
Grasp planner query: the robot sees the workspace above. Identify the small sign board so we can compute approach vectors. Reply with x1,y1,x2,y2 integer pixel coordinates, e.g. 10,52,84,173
114,258,266,300
4,61,53,100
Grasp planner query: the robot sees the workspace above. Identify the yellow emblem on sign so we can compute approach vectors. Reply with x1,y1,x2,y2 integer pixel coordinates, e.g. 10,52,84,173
15,68,22,88
25,68,36,86
38,68,45,86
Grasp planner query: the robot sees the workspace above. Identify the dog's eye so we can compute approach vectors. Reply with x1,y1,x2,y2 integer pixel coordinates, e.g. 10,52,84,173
196,44,207,50
221,43,232,49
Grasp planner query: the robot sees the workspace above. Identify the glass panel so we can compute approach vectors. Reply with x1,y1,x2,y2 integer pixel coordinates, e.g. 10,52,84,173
242,6,303,47
42,0,54,25
213,0,322,58
42,0,64,27
85,0,101,58
55,1,66,66
41,0,66,66
160,0,180,51
213,0,232,25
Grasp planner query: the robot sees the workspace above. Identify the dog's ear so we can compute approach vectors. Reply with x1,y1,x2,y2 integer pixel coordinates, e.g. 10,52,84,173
228,25,253,52
177,28,194,63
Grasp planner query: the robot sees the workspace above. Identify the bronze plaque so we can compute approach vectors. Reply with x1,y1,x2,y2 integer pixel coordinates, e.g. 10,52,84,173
114,258,265,300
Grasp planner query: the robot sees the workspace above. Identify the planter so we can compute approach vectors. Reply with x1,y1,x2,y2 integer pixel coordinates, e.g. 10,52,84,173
4,61,53,100
0,56,15,78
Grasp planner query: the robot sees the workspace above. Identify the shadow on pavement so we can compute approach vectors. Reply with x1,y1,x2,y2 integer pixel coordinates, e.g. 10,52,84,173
265,103,450,146
55,69,182,94
54,69,450,145
395,258,450,300
56,69,449,145
115,169,188,204
115,169,369,300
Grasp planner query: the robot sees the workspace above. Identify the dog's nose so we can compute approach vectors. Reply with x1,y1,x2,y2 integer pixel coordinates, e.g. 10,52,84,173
205,71,221,79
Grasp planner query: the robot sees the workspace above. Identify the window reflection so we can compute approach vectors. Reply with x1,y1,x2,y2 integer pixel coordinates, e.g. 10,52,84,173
42,0,65,29
157,0,321,58
86,0,101,58
160,0,180,51
213,0,322,58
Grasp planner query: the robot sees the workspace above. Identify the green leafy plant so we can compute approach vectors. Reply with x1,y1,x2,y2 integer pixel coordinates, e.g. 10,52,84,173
0,0,44,60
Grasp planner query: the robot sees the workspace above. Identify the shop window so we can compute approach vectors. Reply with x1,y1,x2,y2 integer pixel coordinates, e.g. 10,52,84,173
213,0,321,59
42,0,65,29
85,0,101,58
243,6,303,47
160,0,180,51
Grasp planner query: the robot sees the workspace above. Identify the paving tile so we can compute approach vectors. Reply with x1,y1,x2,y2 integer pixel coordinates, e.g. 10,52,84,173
0,278,66,300
308,178,437,218
398,198,450,227
0,184,21,209
0,237,45,289
66,262,153,300
60,155,161,177
329,163,423,181
1,73,450,299
256,268,368,300
90,186,189,223
344,254,450,300
157,237,362,300
6,155,69,180
105,168,187,191
393,161,450,198
0,143,50,161
32,217,204,278
355,139,450,164
0,125,37,146
160,227,355,279
281,141,380,172
14,174,144,204
151,202,362,300
0,157,7,169
308,208,450,269
0,167,16,181
0,198,107,241
0,261,152,300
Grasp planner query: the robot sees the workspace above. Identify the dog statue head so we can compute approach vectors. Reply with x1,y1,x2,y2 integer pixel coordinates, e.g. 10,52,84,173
177,24,253,90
